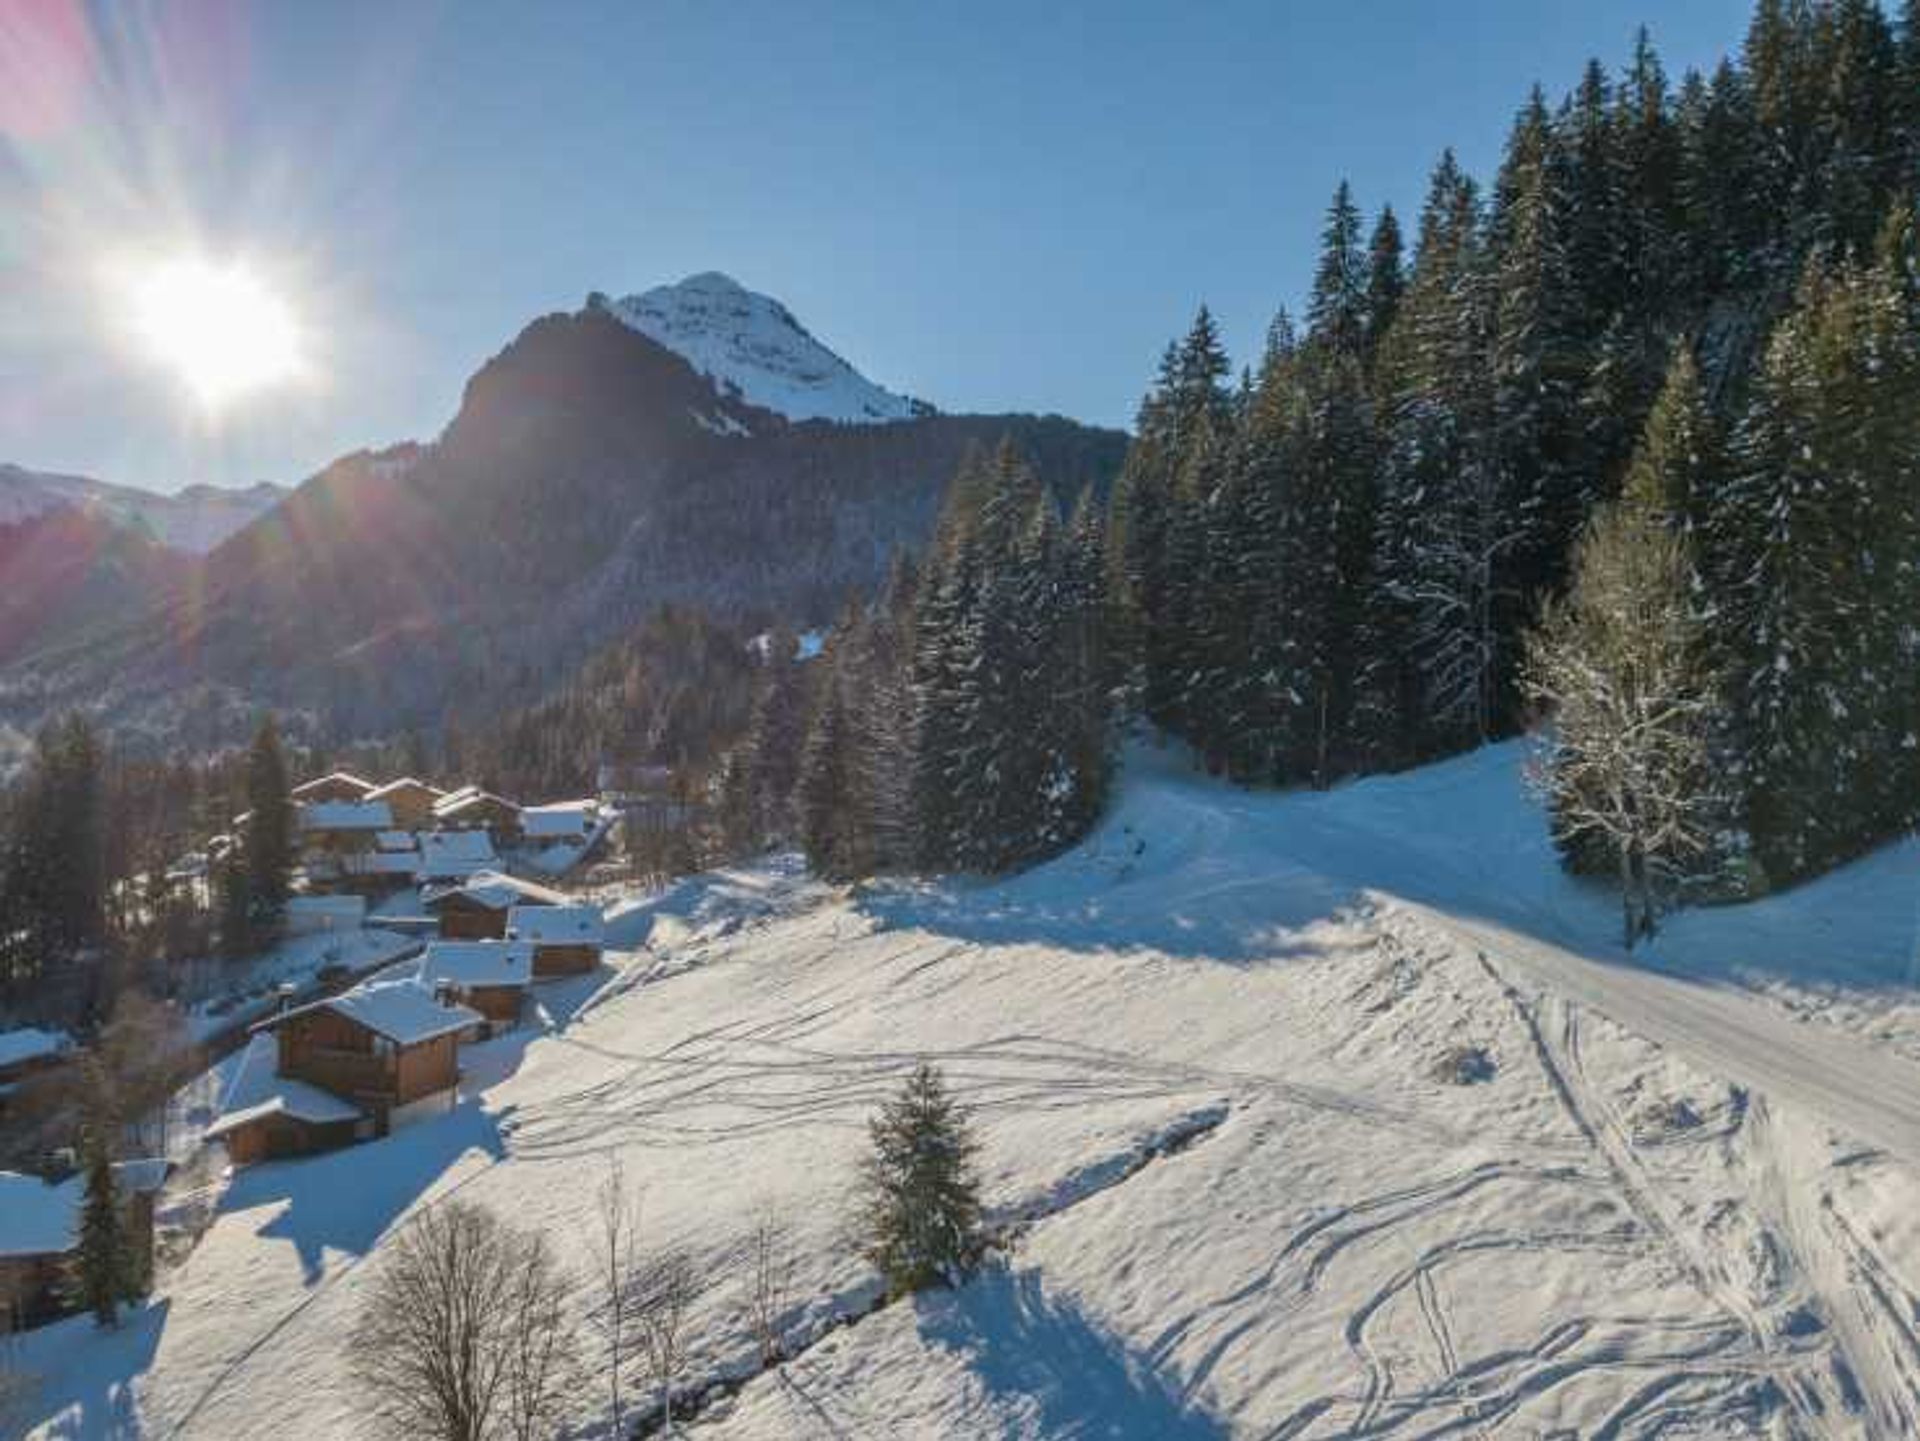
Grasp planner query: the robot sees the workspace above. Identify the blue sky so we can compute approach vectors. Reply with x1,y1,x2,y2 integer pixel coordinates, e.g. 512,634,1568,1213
1,0,1754,493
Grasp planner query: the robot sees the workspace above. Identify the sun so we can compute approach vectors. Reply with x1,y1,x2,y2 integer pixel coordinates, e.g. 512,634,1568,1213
126,256,304,410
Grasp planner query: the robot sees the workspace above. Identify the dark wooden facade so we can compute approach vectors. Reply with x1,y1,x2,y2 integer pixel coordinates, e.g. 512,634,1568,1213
276,1008,460,1129
218,1111,360,1167
432,893,509,940
531,941,600,977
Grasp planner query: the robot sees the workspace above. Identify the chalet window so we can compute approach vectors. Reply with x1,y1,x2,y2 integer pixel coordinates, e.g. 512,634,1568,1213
372,1036,396,1058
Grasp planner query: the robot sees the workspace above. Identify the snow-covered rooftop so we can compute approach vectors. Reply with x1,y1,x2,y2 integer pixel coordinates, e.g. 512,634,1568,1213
266,979,481,1047
605,272,927,426
291,771,376,800
506,904,605,946
299,800,394,832
432,788,518,821
0,1026,69,1071
420,941,535,989
0,1159,170,1258
426,869,568,912
520,800,597,840
207,1035,363,1140
417,830,499,879
364,777,444,802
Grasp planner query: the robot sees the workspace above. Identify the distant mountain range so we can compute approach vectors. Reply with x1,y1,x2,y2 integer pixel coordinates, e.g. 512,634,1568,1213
0,275,1123,752
0,465,284,554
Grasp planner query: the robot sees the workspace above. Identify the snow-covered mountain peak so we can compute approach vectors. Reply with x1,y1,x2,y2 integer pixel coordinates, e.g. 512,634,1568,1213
599,273,929,426
0,464,285,554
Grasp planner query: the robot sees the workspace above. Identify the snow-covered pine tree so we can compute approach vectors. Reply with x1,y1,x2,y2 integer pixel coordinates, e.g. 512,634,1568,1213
1716,211,1920,884
857,1061,983,1298
1274,181,1381,784
68,1060,135,1326
1375,152,1507,754
1489,88,1587,722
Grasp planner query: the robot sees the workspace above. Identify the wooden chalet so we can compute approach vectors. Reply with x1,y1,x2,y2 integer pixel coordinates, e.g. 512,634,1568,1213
418,941,534,1029
221,981,481,1158
506,904,606,976
0,1027,71,1096
364,777,445,831
432,786,525,847
291,771,378,805
0,1160,166,1330
425,871,568,940
205,1034,364,1165
298,799,395,891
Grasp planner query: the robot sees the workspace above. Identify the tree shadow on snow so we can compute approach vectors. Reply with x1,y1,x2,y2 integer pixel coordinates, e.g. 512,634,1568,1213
916,1268,1225,1439
11,1298,169,1440
217,1099,508,1284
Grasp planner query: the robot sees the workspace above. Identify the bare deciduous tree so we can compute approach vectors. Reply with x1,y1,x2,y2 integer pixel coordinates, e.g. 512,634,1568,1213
591,1158,642,1438
1525,495,1724,945
633,1245,706,1437
349,1201,575,1441
744,1206,794,1367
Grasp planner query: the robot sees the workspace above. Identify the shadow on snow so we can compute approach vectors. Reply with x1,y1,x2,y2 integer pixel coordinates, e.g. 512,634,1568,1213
916,1267,1226,1439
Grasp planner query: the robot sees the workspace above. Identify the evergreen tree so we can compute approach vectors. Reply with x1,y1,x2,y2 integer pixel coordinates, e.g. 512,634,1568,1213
1373,152,1504,752
242,715,294,939
857,1061,983,1298
1363,206,1406,372
796,656,868,883
1716,211,1920,883
68,1059,135,1326
1490,87,1588,716
0,715,105,988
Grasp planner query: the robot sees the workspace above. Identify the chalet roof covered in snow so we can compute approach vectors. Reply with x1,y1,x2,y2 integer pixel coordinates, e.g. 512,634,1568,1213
432,787,519,821
425,869,568,912
364,777,444,803
0,1160,170,1258
520,800,597,840
416,829,498,879
506,904,605,946
291,771,376,801
260,979,482,1047
420,940,535,989
207,1035,364,1140
0,1026,70,1070
299,800,394,832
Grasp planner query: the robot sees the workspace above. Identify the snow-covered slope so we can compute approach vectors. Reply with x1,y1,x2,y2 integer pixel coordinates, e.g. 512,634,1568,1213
20,743,1920,1438
600,271,928,425
0,464,284,554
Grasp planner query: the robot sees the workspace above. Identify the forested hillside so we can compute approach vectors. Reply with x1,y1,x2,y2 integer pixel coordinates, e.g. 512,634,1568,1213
746,0,1920,902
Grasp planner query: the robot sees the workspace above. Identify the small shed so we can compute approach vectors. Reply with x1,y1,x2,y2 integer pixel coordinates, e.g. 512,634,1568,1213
506,904,606,976
418,941,534,1027
425,871,568,940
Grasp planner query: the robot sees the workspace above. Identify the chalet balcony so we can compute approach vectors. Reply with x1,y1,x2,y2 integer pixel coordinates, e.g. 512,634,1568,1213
284,1047,395,1101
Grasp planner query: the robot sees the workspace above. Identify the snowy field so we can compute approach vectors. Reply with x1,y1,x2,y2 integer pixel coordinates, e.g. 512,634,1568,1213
16,741,1920,1438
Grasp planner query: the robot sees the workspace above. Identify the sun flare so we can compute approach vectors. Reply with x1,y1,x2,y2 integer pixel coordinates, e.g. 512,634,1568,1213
126,256,303,410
